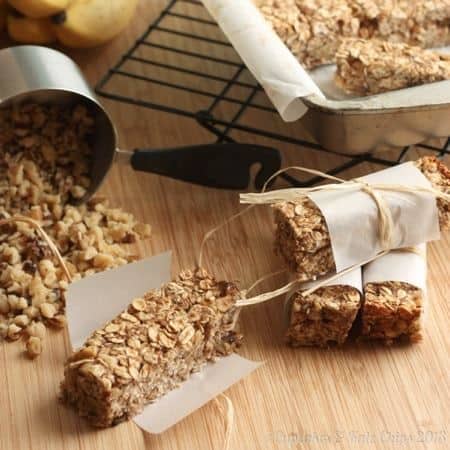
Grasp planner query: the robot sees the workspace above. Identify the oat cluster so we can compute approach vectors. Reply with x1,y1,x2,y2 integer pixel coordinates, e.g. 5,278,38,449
61,268,242,427
286,284,361,346
0,104,151,358
336,38,450,95
257,0,450,69
273,157,450,280
362,281,423,344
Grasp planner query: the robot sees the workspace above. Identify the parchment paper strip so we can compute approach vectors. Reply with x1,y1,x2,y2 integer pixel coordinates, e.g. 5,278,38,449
201,0,324,121
308,162,440,273
363,245,427,291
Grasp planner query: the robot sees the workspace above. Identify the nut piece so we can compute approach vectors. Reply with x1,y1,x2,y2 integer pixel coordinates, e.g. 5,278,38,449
0,103,152,359
26,336,42,359
40,303,57,319
27,321,46,339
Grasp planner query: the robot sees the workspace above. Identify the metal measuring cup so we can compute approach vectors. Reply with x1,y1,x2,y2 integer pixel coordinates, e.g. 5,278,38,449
0,46,281,203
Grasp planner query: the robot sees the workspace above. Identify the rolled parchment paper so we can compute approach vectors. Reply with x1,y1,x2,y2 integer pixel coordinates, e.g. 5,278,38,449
201,0,324,121
361,245,427,344
285,267,362,347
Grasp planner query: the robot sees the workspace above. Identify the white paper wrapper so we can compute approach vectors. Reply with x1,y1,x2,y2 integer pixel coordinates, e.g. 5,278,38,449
284,267,362,325
66,252,260,434
201,0,324,121
363,245,427,292
308,162,440,273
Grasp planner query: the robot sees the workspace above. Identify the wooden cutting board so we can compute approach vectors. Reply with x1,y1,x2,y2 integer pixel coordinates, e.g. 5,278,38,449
1,1,449,449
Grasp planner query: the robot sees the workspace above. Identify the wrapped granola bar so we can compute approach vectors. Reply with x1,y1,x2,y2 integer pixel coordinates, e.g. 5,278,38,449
61,267,243,427
285,267,362,347
361,245,427,344
241,157,450,281
336,38,450,95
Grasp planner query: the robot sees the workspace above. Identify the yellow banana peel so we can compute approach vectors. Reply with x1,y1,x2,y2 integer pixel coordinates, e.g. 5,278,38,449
53,0,139,48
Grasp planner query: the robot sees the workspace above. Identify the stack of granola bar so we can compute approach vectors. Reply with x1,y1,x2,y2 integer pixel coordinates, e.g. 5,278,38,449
278,157,449,347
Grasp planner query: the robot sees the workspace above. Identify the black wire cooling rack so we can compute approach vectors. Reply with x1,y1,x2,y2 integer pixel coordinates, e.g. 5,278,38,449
95,0,450,186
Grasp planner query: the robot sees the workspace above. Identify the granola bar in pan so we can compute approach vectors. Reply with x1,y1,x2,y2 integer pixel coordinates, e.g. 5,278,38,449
258,0,450,69
335,38,450,95
61,269,242,427
273,157,450,280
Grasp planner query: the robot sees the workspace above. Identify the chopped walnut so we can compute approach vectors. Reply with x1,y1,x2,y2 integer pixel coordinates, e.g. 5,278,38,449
0,104,152,358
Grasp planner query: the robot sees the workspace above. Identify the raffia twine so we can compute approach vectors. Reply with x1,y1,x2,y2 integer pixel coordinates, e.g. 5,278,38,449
198,165,445,308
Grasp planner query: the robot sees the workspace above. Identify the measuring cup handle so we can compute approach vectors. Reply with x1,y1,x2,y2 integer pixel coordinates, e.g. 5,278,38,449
130,143,281,190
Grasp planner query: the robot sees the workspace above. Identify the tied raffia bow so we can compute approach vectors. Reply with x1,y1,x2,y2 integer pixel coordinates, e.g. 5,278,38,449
198,164,446,307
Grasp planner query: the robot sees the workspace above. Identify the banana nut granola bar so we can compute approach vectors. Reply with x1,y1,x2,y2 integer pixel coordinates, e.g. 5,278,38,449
361,281,424,344
273,157,450,280
285,283,361,347
0,103,151,358
335,38,450,95
60,268,242,427
257,0,450,69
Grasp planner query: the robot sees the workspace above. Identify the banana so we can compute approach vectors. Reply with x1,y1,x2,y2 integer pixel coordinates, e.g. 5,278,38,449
53,0,139,48
7,13,55,43
7,0,68,19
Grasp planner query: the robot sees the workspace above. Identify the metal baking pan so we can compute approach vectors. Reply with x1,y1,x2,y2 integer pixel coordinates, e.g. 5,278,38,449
0,46,281,200
301,80,450,154
202,0,450,155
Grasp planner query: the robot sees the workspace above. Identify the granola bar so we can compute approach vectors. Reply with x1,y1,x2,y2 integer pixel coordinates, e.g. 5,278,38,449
273,157,450,280
60,268,242,427
335,38,450,95
285,273,361,347
361,282,424,344
258,0,450,69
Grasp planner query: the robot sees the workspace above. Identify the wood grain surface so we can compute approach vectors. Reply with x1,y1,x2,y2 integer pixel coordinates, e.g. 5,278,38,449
1,1,449,450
